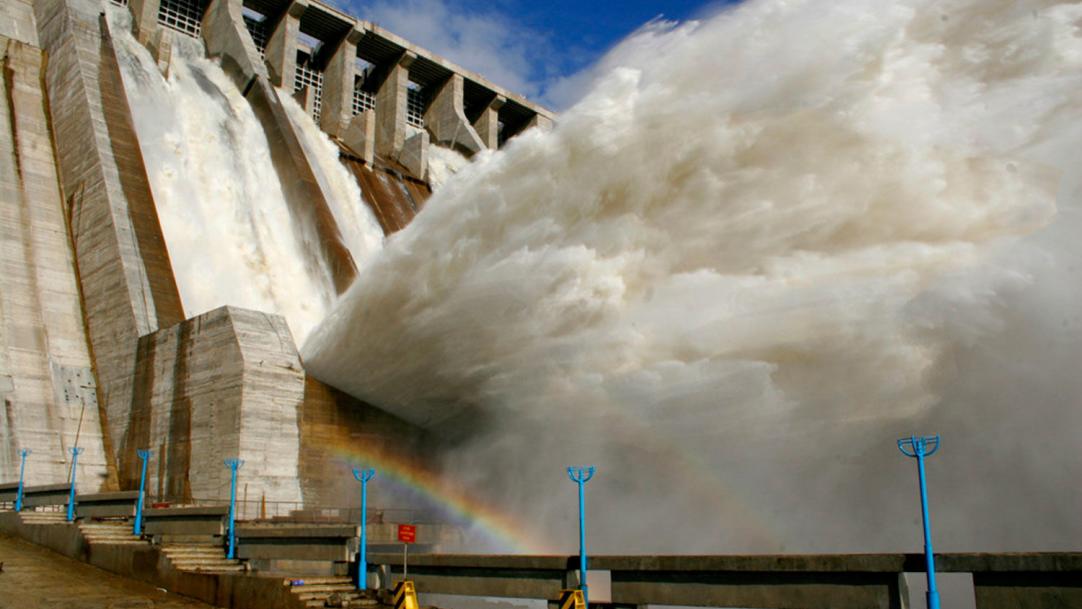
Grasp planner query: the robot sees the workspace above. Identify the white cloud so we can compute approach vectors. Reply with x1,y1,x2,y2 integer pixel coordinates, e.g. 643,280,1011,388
347,0,552,102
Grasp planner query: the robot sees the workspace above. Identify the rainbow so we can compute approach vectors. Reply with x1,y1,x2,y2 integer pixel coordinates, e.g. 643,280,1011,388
324,432,553,554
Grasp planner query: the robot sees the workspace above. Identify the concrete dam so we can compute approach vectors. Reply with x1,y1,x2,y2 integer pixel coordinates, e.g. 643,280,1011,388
4,0,1082,585
0,0,551,531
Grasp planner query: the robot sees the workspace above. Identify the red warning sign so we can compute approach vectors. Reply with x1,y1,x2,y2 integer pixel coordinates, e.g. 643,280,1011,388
397,524,417,543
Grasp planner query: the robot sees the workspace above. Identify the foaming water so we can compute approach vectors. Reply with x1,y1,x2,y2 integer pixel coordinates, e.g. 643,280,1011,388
109,7,338,342
279,94,385,269
305,0,1082,553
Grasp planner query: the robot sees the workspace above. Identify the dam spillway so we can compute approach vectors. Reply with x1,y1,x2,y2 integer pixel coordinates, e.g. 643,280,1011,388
0,0,549,538
3,0,1082,565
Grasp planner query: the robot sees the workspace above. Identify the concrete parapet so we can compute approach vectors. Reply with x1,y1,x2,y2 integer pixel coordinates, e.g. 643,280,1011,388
201,0,268,91
320,27,364,136
424,74,484,155
264,0,307,90
236,523,357,564
18,482,71,508
74,490,140,518
123,306,303,506
144,505,228,537
473,95,505,150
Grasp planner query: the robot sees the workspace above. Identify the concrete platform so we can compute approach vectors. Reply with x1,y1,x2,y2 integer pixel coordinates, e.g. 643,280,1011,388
0,533,212,608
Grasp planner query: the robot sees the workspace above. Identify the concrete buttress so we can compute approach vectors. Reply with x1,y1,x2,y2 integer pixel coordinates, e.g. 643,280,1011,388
0,36,108,489
33,0,185,487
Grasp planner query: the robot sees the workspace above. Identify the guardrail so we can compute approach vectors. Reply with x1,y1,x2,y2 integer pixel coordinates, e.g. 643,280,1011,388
366,552,1082,609
184,497,441,524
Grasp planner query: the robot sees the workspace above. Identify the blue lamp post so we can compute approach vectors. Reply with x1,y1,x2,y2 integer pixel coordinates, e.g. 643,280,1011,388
133,449,151,536
14,448,30,512
567,466,596,606
898,434,942,609
352,467,376,591
224,458,244,559
66,447,84,522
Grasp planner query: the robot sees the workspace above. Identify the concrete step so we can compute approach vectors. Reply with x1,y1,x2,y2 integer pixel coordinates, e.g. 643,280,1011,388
294,589,362,601
303,597,377,608
292,585,360,595
20,514,69,525
162,549,226,558
172,564,245,573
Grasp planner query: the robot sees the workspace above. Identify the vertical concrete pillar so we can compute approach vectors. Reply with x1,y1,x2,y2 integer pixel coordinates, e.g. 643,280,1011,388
343,110,376,165
374,51,415,159
264,0,307,90
472,95,505,150
293,84,317,116
127,0,161,43
320,26,363,136
400,131,428,179
423,73,484,154
526,112,554,132
201,0,267,90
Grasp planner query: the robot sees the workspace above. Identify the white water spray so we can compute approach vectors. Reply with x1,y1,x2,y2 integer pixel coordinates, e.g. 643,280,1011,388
305,0,1082,553
279,94,385,269
108,7,352,343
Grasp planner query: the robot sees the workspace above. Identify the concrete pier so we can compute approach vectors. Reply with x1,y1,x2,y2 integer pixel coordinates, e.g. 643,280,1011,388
31,0,185,488
0,33,108,487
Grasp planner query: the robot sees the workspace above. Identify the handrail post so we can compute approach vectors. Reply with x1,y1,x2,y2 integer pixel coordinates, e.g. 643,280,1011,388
66,447,84,522
224,458,244,559
898,434,942,609
353,468,376,591
567,466,596,606
133,449,150,535
15,449,30,512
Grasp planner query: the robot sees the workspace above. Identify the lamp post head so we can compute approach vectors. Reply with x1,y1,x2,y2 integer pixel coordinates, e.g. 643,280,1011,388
898,434,941,458
19,448,30,458
353,467,376,483
567,466,596,484
70,447,84,457
137,449,151,460
224,458,244,470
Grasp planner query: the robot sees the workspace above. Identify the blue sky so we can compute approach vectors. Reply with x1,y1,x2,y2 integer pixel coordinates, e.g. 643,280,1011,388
341,0,736,109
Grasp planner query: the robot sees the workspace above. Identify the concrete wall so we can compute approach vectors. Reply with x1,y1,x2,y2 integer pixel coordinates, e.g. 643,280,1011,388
122,306,303,505
0,0,37,46
33,0,185,489
0,36,108,489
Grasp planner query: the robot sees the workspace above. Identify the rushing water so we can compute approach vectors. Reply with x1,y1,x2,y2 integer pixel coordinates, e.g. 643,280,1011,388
304,0,1082,553
108,7,383,343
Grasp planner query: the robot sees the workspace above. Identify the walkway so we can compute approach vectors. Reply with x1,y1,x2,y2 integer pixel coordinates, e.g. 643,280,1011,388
0,533,212,609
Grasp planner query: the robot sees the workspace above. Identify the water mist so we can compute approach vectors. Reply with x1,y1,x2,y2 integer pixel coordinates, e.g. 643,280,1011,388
305,0,1082,554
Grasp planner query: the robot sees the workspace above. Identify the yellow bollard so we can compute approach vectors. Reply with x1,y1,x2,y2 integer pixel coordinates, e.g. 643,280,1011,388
392,580,419,609
551,589,586,609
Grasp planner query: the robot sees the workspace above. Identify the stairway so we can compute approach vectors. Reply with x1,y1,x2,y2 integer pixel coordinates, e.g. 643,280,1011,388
78,520,145,545
285,576,378,608
161,542,245,573
18,511,68,525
